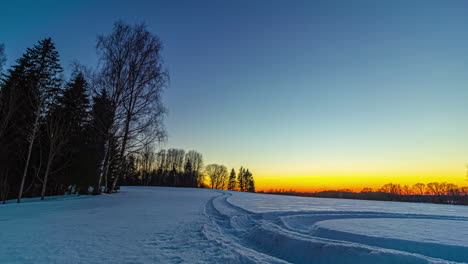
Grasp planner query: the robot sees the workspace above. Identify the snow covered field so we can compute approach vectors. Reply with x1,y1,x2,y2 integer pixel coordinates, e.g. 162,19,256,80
1,187,467,264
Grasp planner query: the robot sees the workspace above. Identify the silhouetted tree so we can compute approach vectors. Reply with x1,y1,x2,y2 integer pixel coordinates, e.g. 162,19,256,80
228,168,237,191
140,145,155,186
167,149,185,186
238,167,246,192
13,38,63,203
56,72,92,193
123,155,140,185
379,183,401,195
185,150,204,187
96,21,167,193
183,159,194,187
427,182,445,196
0,45,22,202
401,185,411,195
206,164,228,190
245,169,255,192
412,183,425,195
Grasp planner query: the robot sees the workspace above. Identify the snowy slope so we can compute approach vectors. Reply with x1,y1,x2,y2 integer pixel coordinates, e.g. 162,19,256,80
0,187,238,264
1,187,467,264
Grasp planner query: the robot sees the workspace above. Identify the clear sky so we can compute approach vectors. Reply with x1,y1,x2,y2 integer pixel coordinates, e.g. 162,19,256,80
2,0,468,191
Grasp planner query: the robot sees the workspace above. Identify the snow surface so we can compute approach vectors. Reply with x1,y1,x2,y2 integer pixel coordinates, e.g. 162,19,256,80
1,187,467,264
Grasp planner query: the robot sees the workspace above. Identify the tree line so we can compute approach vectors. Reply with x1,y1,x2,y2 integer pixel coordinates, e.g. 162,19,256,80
120,147,255,192
375,182,468,196
260,181,468,205
0,21,255,204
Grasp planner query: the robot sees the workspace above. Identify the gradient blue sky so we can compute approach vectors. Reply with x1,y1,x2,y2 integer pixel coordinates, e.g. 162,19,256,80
3,0,468,190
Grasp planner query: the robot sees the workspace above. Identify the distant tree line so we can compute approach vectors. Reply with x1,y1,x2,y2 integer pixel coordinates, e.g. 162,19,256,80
374,182,468,204
120,148,255,192
260,181,468,205
0,21,254,204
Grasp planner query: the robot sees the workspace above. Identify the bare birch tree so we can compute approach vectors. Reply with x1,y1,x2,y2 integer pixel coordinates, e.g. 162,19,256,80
96,21,167,193
412,183,425,195
206,164,228,190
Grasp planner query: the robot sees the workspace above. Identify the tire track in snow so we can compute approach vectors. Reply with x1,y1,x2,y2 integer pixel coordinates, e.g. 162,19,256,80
203,191,467,264
203,192,290,264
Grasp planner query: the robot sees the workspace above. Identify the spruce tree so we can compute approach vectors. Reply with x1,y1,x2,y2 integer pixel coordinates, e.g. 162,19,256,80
59,72,90,135
12,38,62,202
0,51,30,202
57,72,91,193
238,167,245,192
184,159,193,187
228,168,237,191
245,169,255,192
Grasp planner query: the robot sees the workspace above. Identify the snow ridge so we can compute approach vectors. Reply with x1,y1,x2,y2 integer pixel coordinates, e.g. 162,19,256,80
203,192,467,264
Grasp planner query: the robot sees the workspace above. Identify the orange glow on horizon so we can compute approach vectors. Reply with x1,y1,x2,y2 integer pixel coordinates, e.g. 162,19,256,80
255,174,468,193
250,160,468,192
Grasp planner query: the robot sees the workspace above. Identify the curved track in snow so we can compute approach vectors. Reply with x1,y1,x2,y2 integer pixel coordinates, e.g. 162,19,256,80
203,192,468,264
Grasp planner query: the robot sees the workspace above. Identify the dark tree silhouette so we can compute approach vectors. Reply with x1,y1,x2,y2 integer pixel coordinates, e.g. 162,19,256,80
140,145,155,186
228,168,237,191
96,21,168,193
412,183,425,195
206,164,228,190
245,169,255,192
238,167,246,192
12,38,63,203
57,72,92,193
185,150,204,187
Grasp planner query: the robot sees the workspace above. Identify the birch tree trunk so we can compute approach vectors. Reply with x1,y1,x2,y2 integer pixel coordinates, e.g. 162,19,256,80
94,138,109,195
103,155,110,193
40,152,53,200
108,116,130,193
17,104,42,203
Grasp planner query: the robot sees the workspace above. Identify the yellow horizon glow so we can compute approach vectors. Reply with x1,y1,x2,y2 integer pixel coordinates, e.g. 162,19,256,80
255,174,468,192
235,155,468,192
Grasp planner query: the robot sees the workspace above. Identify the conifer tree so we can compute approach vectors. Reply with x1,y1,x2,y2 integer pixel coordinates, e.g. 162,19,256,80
14,38,63,203
245,169,255,192
185,150,203,187
57,72,91,193
228,168,237,191
0,48,26,202
238,167,245,192
184,159,193,187
59,72,90,135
